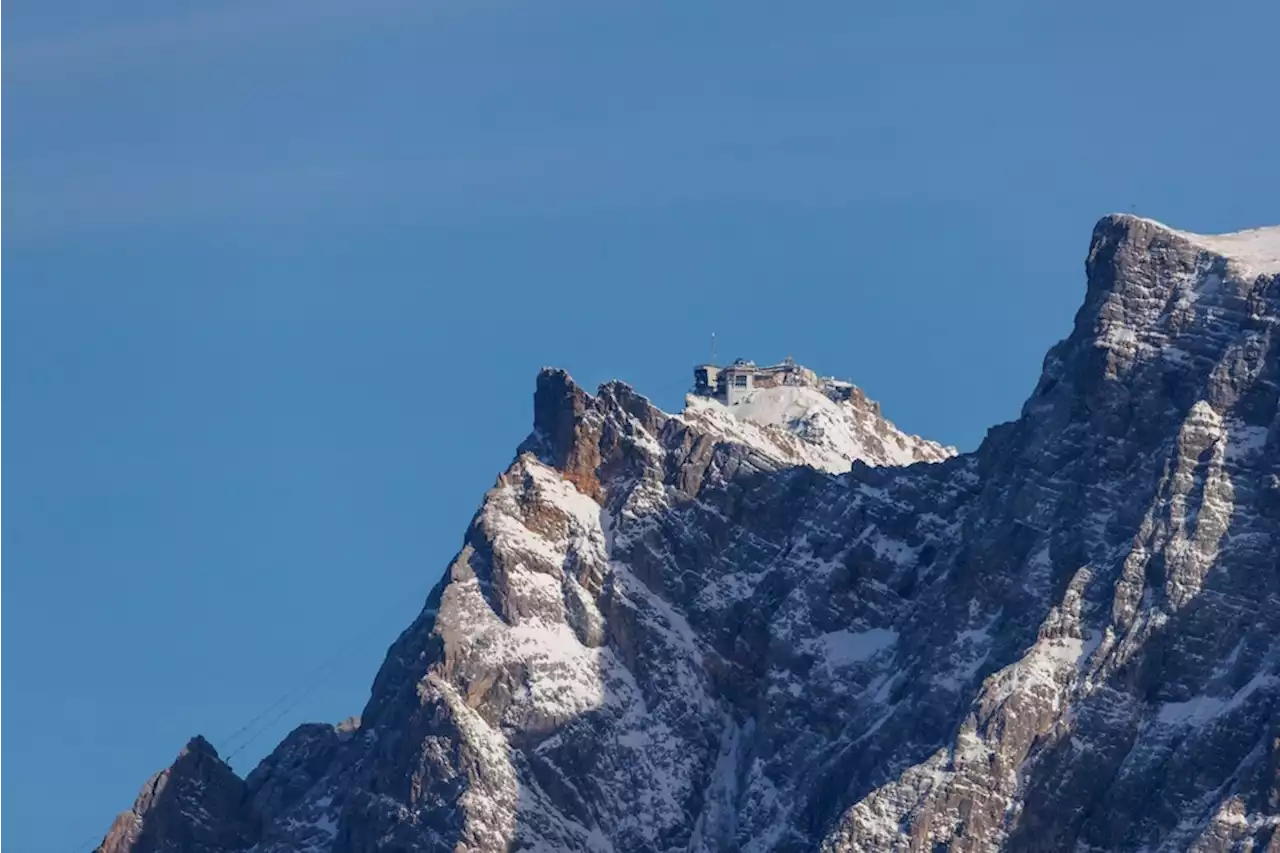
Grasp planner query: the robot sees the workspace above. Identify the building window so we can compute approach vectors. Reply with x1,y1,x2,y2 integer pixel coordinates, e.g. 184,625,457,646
734,375,749,388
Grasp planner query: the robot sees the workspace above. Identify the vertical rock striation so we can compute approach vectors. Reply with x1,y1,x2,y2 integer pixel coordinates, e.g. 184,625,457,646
97,215,1280,853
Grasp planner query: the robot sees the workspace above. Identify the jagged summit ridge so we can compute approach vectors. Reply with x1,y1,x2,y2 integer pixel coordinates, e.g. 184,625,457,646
97,214,1280,853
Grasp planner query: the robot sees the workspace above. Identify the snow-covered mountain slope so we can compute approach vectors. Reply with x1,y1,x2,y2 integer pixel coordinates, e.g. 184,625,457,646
683,384,956,473
97,214,1280,853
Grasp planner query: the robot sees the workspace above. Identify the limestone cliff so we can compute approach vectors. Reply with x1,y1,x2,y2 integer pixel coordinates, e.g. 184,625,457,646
98,215,1280,853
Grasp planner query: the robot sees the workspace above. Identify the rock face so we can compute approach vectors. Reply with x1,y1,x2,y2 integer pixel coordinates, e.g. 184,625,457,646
98,215,1280,853
97,737,259,853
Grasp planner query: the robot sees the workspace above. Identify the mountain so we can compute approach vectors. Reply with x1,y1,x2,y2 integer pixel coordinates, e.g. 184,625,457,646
683,377,956,472
97,215,1280,853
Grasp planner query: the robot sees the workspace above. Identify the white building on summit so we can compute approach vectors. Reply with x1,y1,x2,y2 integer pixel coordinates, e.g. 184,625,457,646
685,355,956,471
692,356,854,406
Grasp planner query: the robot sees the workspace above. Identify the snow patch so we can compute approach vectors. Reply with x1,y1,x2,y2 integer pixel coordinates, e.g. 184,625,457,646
1157,671,1279,727
682,386,954,474
1225,422,1269,463
806,628,899,667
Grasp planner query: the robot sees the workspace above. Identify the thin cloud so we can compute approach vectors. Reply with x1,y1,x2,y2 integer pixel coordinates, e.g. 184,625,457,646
3,0,473,79
2,138,943,241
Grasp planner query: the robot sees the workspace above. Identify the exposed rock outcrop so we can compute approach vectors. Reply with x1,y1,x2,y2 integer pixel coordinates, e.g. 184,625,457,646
97,737,258,853
98,215,1280,853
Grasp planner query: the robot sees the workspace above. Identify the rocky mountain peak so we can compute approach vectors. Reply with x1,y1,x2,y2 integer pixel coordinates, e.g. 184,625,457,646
96,215,1280,853
96,737,257,853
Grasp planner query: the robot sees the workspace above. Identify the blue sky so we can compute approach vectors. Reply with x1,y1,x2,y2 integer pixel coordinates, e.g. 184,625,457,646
4,1,1278,849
